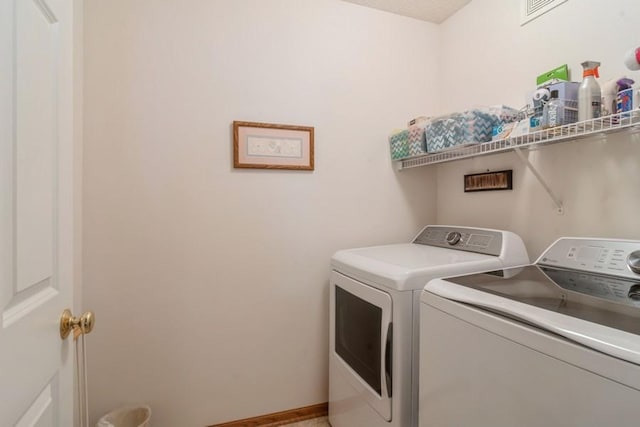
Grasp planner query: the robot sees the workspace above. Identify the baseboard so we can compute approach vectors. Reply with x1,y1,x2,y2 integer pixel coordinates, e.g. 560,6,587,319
209,402,328,427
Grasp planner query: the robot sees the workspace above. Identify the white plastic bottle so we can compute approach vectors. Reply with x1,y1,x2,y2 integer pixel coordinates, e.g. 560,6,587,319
578,61,601,121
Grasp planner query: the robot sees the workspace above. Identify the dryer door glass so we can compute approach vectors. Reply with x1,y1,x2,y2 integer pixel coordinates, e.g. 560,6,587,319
335,286,382,395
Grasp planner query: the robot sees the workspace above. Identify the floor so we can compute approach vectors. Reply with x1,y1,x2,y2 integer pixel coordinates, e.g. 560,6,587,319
285,416,330,426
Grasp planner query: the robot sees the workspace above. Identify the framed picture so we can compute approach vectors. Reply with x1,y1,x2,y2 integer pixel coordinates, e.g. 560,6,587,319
233,121,314,170
464,170,513,192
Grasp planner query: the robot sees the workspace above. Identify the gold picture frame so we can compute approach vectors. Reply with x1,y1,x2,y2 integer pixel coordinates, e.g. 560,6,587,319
464,170,513,192
233,121,314,170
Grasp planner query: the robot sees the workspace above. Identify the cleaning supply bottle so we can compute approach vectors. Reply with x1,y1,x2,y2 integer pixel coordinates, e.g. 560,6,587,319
601,78,619,117
578,61,601,121
543,90,562,128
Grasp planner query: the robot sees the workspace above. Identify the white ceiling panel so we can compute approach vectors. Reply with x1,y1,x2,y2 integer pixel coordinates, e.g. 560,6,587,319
341,0,472,24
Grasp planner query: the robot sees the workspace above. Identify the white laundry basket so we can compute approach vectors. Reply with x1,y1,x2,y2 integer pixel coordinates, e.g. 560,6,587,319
96,405,151,427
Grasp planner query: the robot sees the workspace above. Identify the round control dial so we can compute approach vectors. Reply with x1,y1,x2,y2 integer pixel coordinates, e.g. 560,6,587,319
628,250,640,274
446,231,462,245
628,284,640,301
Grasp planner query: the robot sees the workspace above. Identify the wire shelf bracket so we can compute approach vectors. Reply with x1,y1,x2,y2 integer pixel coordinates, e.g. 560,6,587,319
394,111,640,214
513,147,564,215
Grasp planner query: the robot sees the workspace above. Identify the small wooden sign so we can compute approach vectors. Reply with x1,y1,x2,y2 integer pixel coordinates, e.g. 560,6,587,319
464,170,513,192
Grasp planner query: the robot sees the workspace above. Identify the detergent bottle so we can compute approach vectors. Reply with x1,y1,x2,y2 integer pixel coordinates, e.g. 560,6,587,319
578,61,601,121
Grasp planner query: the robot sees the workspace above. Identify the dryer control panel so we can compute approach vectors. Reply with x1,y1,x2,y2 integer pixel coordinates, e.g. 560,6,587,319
413,226,503,256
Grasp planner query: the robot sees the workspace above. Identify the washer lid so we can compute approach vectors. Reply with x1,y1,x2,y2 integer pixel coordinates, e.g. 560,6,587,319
331,243,506,291
425,265,640,365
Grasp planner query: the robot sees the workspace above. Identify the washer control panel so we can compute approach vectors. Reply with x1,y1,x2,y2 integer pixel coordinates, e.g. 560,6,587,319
628,250,640,274
413,226,503,256
538,238,640,280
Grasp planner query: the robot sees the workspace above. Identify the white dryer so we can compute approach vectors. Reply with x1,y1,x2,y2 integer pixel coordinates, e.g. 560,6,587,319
329,225,529,427
420,237,640,427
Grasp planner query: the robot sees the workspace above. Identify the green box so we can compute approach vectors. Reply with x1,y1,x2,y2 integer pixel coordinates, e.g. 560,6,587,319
536,64,569,86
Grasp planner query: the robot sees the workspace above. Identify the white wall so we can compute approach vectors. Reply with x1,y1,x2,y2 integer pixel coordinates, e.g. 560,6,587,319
83,1,439,425
436,0,640,257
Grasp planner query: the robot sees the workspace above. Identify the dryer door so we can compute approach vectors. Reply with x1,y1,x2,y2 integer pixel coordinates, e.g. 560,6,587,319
330,271,393,421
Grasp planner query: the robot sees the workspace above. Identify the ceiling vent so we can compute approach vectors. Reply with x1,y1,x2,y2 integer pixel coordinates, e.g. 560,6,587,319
520,0,568,25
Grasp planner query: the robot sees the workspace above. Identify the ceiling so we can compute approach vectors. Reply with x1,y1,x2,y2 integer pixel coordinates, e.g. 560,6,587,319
341,0,472,24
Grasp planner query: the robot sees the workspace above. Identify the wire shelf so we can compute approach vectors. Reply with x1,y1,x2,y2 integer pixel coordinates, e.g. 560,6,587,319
397,110,640,170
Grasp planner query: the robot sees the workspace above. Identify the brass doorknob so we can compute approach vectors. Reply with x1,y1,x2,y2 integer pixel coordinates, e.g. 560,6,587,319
60,309,95,339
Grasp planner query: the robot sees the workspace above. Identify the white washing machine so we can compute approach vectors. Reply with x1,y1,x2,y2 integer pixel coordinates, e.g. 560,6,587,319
329,225,529,427
420,237,640,427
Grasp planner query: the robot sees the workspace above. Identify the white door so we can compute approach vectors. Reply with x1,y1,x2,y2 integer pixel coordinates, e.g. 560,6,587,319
0,0,78,425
